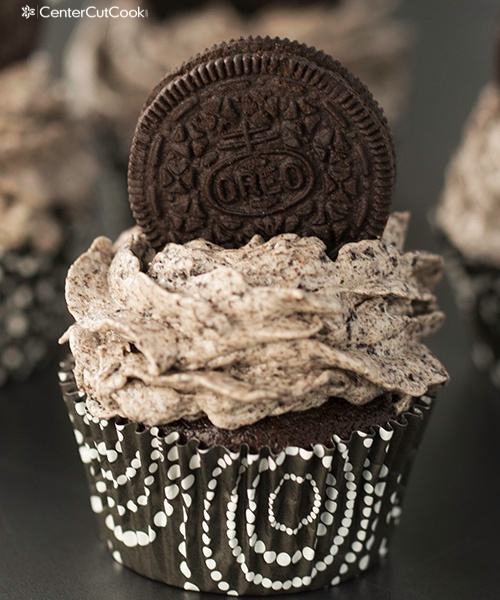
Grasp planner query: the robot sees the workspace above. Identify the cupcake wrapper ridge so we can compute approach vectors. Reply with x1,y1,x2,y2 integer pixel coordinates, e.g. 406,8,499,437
60,359,434,595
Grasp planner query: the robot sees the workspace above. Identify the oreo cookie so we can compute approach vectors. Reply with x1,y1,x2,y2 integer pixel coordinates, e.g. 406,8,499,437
0,0,40,70
129,36,395,256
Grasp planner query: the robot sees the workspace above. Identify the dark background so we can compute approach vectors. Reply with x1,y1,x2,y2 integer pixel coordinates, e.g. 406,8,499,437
1,1,500,598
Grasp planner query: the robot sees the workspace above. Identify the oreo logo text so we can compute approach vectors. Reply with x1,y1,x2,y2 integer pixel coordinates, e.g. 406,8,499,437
206,151,314,216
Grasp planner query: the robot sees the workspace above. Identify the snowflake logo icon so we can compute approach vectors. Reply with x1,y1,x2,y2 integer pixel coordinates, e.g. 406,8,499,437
22,5,36,19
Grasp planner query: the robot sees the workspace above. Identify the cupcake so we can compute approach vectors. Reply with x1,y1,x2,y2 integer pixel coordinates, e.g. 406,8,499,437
0,52,97,384
60,37,448,594
435,75,500,387
64,0,412,164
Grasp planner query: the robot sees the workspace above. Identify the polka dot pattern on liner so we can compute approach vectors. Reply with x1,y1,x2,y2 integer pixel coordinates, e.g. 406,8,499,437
60,359,434,595
0,246,66,385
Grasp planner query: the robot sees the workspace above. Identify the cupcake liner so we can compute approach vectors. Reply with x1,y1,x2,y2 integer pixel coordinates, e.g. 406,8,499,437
0,246,69,385
439,233,500,388
60,359,434,595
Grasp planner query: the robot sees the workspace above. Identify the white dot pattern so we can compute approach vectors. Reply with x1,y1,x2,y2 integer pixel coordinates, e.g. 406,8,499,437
60,362,434,596
1,248,68,386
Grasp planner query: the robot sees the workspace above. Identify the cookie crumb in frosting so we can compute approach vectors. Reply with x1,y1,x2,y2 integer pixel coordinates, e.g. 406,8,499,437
61,213,448,429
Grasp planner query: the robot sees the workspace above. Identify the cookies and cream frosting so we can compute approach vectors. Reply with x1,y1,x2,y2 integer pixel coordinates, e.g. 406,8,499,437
61,213,448,429
436,83,500,267
65,0,412,156
0,53,97,253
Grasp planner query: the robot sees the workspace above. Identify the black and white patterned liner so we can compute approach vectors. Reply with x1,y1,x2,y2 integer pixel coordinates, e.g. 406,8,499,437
440,235,500,389
0,246,67,385
60,361,434,596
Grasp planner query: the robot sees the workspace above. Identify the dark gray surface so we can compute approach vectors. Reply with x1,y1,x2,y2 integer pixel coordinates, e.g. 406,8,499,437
2,0,500,598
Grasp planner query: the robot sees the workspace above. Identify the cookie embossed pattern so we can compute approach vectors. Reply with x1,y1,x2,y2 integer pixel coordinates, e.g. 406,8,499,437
129,37,395,255
60,37,448,594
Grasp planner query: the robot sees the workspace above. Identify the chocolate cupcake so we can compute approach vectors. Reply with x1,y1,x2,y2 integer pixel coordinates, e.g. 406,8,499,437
60,38,448,594
64,0,412,165
0,53,97,384
435,75,500,387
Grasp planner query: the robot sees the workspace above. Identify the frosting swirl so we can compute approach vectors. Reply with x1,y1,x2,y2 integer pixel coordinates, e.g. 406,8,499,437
0,54,97,253
61,213,448,429
437,83,500,267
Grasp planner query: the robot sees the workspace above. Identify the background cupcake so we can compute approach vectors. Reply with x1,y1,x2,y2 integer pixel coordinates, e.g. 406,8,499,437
0,48,97,384
60,37,447,594
64,0,413,166
435,50,500,388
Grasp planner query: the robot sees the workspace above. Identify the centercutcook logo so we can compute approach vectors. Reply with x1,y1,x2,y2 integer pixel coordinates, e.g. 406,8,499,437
22,5,36,18
22,4,149,19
